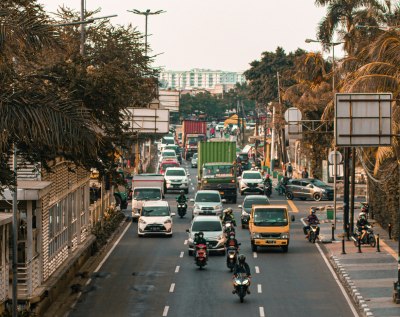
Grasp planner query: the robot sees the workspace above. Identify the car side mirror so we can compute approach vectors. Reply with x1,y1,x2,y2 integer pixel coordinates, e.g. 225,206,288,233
186,229,190,233
291,215,295,222
222,199,227,203
190,198,194,202
238,205,242,208
171,213,176,217
238,177,241,180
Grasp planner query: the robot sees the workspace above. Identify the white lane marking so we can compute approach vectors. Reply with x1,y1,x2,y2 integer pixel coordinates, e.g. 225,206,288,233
259,307,265,317
180,251,184,257
258,284,262,293
175,266,180,273
192,187,194,191
255,266,260,273
170,283,175,292
300,218,359,317
253,252,257,258
163,306,169,316
184,240,188,245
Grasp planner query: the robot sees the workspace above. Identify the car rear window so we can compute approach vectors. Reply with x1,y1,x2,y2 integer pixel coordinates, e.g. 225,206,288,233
244,197,270,208
165,170,185,176
192,221,222,232
162,151,176,157
195,193,220,203
243,172,262,179
162,138,175,144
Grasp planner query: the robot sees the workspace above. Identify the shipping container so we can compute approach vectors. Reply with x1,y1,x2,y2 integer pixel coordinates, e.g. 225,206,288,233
197,141,236,173
182,120,207,159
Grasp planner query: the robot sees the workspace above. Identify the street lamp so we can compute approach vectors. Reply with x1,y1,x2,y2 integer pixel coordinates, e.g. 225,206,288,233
305,39,344,91
127,9,166,56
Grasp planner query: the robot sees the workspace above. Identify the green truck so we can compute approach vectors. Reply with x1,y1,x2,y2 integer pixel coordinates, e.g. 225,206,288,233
197,141,238,203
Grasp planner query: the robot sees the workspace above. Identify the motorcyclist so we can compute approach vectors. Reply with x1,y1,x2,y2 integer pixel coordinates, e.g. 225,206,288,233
263,174,272,186
225,231,239,248
356,213,372,241
233,255,251,294
236,155,242,165
211,127,216,136
176,190,188,203
222,207,236,226
303,208,320,238
193,231,208,260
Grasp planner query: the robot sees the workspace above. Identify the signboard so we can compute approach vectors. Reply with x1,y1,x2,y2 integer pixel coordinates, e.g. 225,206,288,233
125,108,170,134
328,151,343,164
322,160,328,184
329,164,344,177
285,124,302,140
335,93,392,147
284,107,302,123
159,90,180,112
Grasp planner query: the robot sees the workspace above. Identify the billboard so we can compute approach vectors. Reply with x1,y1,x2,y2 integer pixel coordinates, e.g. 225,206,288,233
125,108,170,134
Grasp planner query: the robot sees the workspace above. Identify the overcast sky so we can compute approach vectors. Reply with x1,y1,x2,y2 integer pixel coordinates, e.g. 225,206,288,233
39,0,345,72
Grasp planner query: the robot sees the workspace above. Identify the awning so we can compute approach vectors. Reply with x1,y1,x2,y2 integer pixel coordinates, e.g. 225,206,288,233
0,181,53,201
0,213,12,226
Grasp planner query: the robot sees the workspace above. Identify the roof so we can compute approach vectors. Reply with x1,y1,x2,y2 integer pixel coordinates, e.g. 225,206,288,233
0,180,53,201
165,167,185,170
0,213,12,226
244,195,269,200
142,200,169,207
195,190,221,194
161,150,176,153
193,215,222,222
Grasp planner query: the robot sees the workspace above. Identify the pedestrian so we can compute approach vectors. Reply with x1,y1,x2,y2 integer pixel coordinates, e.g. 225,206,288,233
302,168,309,178
287,163,293,178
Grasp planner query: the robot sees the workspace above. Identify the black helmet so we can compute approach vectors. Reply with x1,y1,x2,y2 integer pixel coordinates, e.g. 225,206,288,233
238,254,246,264
199,231,204,237
180,190,184,194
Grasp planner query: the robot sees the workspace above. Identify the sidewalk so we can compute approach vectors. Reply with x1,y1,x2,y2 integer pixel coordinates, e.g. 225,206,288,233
315,210,400,317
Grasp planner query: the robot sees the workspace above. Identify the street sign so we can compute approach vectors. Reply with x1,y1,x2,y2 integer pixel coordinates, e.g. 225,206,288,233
284,107,302,123
335,93,392,147
329,164,344,177
328,151,343,164
285,124,302,140
125,108,170,133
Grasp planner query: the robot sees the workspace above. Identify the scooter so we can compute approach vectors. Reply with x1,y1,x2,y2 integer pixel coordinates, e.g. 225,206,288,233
352,225,376,247
224,221,235,239
264,182,272,197
226,244,240,272
307,222,320,243
177,199,187,218
233,273,250,303
195,243,209,270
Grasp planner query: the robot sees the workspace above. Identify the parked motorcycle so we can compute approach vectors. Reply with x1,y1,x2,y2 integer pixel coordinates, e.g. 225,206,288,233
226,244,240,272
233,273,250,303
264,183,272,197
307,222,320,243
177,199,187,218
352,225,376,247
224,220,235,239
195,243,209,269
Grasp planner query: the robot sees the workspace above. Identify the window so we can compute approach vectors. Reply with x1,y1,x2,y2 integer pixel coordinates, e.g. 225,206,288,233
165,169,186,176
56,202,60,233
243,172,262,179
63,198,67,227
49,207,53,238
72,193,76,219
195,193,220,203
253,208,287,226
141,206,169,217
244,197,270,208
192,221,222,232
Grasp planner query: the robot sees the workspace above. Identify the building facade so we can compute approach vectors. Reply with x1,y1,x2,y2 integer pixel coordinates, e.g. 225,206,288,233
159,68,246,91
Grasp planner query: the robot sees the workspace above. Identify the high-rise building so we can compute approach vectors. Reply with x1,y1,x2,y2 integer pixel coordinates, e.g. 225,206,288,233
159,68,246,91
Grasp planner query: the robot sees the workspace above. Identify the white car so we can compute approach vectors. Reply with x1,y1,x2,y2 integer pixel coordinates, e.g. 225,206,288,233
138,201,175,237
191,153,198,168
190,190,225,219
158,137,176,152
158,150,177,162
164,167,190,194
239,170,264,195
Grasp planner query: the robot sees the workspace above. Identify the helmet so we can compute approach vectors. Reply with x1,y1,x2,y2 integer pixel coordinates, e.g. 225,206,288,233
229,232,236,238
266,174,270,178
238,254,246,264
359,212,366,220
180,190,184,194
310,208,316,215
227,207,233,214
199,231,204,237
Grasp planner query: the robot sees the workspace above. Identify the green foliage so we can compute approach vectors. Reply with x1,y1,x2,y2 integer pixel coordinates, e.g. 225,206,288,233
179,91,229,118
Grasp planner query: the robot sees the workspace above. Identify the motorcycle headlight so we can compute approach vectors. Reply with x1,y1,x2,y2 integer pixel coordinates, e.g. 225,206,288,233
164,219,172,224
217,234,224,240
226,223,231,227
229,254,235,258
243,278,250,285
139,218,146,224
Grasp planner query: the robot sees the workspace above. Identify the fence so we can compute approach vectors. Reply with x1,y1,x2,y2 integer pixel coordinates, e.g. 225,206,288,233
89,191,112,225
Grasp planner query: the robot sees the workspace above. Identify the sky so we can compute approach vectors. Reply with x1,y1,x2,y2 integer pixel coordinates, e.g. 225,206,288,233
38,0,345,72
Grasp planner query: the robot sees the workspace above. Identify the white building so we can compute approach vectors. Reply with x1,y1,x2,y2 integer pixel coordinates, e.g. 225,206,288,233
159,68,246,91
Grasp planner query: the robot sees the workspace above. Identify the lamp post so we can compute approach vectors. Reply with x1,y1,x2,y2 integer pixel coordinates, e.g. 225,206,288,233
127,9,166,56
305,39,344,91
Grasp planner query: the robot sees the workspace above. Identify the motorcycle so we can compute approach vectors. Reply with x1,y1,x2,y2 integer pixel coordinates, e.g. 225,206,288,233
237,163,243,177
307,222,320,243
233,273,250,303
195,243,209,269
226,244,240,272
177,199,187,218
352,225,376,247
264,182,272,197
224,221,235,239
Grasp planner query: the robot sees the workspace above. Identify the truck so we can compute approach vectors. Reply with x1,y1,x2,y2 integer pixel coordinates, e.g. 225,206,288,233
197,141,238,203
182,120,207,160
175,125,183,145
131,174,164,221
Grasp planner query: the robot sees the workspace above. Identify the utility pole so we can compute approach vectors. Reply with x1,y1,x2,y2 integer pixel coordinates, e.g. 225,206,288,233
344,148,350,238
12,145,17,317
270,104,275,172
81,0,85,56
350,147,356,234
241,100,245,147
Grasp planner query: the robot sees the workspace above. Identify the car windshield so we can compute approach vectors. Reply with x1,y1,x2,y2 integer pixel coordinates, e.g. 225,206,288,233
243,172,262,179
253,208,287,226
195,193,221,203
165,170,185,176
192,221,222,232
162,138,175,145
141,206,169,217
239,154,248,161
161,163,178,171
309,179,329,187
203,165,234,178
162,151,176,157
133,188,161,200
187,137,200,145
244,197,270,208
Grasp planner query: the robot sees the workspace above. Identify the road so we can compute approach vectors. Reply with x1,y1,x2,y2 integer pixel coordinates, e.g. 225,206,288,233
68,158,360,317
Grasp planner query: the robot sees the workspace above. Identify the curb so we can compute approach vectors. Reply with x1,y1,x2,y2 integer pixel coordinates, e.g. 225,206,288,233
331,254,374,317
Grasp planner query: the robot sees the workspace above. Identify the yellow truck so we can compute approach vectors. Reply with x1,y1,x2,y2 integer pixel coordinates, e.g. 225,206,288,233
249,205,295,253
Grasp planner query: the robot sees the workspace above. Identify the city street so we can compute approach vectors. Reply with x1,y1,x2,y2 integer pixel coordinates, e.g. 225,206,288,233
68,160,359,317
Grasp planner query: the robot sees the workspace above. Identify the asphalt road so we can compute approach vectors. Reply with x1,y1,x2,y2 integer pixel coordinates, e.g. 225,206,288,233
68,157,361,317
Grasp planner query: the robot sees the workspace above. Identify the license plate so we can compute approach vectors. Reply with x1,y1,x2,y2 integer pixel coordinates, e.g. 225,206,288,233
173,185,180,188
151,227,160,231
266,240,276,244
220,191,224,195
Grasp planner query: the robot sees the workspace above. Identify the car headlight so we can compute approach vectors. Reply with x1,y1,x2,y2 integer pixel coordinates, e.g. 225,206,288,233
280,232,289,239
252,232,261,239
194,204,200,209
139,218,146,224
217,234,224,240
164,219,172,224
166,180,171,184
242,211,249,216
321,189,326,193
213,204,222,210
183,178,188,183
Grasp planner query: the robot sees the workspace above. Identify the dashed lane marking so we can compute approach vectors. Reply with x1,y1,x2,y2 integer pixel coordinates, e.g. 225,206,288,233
255,266,260,273
253,252,257,258
180,251,184,257
192,187,194,191
184,240,188,245
163,306,169,316
287,200,299,213
259,307,265,317
258,284,262,293
175,266,180,273
170,283,175,292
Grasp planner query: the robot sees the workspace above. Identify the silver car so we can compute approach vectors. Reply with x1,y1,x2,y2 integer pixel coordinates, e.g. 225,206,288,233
191,153,198,168
190,190,225,219
239,171,264,195
186,216,226,255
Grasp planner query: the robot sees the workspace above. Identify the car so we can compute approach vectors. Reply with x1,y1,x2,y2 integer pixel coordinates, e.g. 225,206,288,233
191,153,198,168
138,201,175,237
158,137,176,152
164,167,189,194
216,122,225,130
238,195,270,229
165,145,182,163
285,178,334,201
159,159,180,175
186,216,226,255
190,190,225,219
158,150,178,164
239,170,264,195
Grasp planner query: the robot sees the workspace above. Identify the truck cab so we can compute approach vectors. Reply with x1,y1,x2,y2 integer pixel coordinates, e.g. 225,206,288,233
185,134,206,160
249,205,295,253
